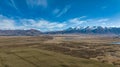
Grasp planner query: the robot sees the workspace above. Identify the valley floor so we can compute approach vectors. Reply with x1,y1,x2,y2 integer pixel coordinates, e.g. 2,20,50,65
0,35,119,67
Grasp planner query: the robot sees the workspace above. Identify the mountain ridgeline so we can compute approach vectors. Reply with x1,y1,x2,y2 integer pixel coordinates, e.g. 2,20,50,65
0,29,42,36
46,26,120,34
0,26,120,36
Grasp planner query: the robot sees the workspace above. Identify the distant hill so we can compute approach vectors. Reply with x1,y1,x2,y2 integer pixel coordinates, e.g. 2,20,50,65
46,26,120,34
0,26,120,36
0,29,42,36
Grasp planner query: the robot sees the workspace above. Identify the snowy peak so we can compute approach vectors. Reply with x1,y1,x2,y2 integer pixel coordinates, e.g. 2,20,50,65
60,26,120,34
67,26,106,30
41,26,120,34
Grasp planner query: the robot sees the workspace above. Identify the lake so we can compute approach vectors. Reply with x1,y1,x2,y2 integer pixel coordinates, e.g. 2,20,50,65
112,42,120,44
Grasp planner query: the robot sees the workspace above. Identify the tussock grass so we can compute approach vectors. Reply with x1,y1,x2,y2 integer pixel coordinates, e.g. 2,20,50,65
0,36,118,67
0,47,115,67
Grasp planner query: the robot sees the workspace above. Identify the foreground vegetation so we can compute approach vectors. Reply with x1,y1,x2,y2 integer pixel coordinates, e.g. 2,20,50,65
0,35,119,67
0,47,114,67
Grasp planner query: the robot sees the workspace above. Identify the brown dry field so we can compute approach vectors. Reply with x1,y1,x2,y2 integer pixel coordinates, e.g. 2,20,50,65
0,34,119,67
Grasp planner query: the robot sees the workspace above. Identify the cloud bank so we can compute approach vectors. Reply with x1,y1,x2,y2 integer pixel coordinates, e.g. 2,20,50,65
0,15,66,31
0,15,119,32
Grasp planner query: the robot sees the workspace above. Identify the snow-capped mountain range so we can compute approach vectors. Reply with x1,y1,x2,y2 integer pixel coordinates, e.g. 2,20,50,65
0,26,119,36
46,26,120,34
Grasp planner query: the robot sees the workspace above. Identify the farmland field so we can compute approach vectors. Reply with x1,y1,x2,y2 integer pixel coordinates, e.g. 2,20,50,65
0,35,119,67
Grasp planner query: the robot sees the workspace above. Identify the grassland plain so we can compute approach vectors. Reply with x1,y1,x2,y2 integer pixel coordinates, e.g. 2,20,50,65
0,35,119,67
0,47,114,67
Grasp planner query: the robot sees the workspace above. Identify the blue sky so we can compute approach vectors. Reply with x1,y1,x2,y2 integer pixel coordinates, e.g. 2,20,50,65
0,0,120,31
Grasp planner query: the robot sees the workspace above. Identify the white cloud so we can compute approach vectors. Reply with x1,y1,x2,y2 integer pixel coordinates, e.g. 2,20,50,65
9,0,18,9
65,17,88,27
79,16,87,19
7,0,23,15
77,18,110,27
21,19,67,31
57,5,71,17
26,0,47,8
22,19,66,29
0,15,16,30
0,15,119,31
0,19,15,29
6,0,17,9
97,19,109,22
69,17,87,24
0,15,66,31
65,17,111,27
53,8,60,14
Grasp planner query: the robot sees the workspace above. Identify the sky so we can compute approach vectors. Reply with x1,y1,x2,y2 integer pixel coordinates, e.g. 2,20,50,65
0,0,120,31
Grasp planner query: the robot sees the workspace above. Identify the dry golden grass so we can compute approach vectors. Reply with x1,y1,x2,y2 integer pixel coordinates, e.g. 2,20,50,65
0,47,115,67
0,35,119,67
